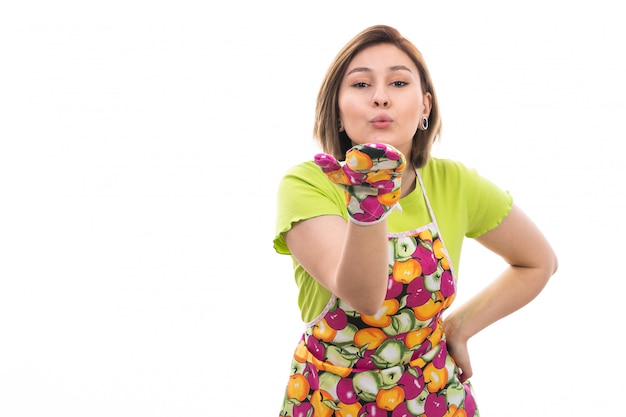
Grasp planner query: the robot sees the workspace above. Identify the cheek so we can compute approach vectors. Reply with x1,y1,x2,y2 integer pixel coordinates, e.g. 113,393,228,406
337,98,350,120
399,106,422,135
406,103,423,123
338,91,363,119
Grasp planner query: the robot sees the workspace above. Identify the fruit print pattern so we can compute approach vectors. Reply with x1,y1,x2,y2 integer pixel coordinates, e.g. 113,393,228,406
279,225,479,417
314,143,406,225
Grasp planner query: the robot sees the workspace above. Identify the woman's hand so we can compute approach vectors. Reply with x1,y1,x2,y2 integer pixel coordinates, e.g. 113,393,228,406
443,317,473,382
314,142,406,225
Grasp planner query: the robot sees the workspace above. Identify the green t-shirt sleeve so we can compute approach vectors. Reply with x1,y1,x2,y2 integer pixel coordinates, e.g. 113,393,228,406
459,163,513,238
273,161,347,254
420,158,513,239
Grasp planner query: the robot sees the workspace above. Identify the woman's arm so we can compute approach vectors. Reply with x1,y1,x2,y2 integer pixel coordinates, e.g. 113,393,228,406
284,216,389,315
443,203,558,381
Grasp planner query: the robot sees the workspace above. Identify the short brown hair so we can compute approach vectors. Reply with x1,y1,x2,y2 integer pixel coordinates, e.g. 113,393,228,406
313,25,441,168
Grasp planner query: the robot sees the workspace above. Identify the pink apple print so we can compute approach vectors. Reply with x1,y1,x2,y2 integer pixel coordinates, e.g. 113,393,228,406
344,165,366,183
314,153,341,172
414,340,432,358
360,195,385,217
292,401,313,417
406,277,431,308
337,378,359,404
391,402,411,417
387,275,403,299
463,384,477,416
306,336,325,361
326,308,348,330
353,210,378,223
425,392,447,417
383,146,401,160
356,351,376,371
304,362,319,390
440,270,455,298
412,244,438,275
398,368,425,400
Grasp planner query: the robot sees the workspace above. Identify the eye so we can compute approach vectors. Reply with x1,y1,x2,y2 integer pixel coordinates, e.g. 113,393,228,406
391,81,408,87
352,82,370,88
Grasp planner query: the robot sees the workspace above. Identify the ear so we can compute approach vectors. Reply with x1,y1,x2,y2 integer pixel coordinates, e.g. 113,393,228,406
422,92,433,118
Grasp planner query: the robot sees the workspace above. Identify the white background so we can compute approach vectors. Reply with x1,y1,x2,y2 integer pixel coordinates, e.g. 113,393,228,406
1,1,625,416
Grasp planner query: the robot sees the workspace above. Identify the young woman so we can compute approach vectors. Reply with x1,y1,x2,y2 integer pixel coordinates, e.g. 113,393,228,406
274,25,557,417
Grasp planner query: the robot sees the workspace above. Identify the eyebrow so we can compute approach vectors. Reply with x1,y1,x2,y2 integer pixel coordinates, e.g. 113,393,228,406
346,65,413,75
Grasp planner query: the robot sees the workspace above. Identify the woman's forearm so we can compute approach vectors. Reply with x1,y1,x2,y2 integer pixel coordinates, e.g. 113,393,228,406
285,215,390,315
444,264,552,343
335,220,389,315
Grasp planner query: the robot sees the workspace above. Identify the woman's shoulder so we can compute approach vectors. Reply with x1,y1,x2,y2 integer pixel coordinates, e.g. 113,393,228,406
424,156,475,171
421,157,479,185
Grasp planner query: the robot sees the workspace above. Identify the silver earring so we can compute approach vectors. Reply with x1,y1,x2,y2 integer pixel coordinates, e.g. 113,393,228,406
421,116,429,130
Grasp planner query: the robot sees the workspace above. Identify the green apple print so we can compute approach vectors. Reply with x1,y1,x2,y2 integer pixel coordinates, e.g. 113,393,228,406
332,323,358,345
385,308,417,335
406,388,429,416
380,365,405,387
445,381,466,407
291,359,307,375
424,271,442,292
325,345,359,369
318,371,341,397
353,370,383,402
395,236,418,260
371,339,410,368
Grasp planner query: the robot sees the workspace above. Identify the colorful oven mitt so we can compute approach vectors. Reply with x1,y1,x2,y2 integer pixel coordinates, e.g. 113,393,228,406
314,143,406,225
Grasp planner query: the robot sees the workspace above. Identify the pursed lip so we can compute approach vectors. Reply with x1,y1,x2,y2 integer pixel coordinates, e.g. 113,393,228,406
370,114,393,128
370,114,393,123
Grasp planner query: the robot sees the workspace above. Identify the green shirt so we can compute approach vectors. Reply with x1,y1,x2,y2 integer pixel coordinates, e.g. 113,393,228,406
273,157,513,323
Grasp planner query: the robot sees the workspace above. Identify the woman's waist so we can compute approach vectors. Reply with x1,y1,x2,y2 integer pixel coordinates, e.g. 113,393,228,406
302,315,446,373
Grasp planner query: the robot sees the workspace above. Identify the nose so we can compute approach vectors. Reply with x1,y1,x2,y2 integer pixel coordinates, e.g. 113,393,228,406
372,89,390,107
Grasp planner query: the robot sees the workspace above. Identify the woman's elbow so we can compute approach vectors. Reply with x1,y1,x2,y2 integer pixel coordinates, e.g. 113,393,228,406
550,253,559,276
543,241,559,276
536,247,558,286
339,288,386,316
546,249,558,280
355,302,384,317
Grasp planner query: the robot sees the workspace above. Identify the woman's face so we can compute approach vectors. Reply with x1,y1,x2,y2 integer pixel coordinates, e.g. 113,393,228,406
338,43,431,160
